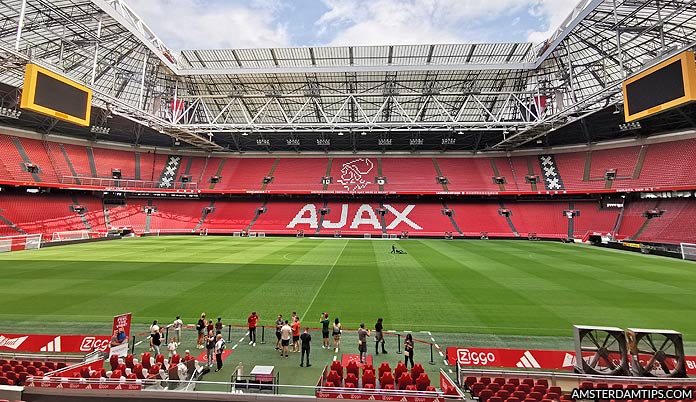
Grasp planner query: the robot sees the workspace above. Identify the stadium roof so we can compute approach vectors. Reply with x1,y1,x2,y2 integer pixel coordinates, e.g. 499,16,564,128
0,0,694,153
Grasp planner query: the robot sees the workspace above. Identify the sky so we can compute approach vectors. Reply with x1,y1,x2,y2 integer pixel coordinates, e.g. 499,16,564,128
124,0,581,50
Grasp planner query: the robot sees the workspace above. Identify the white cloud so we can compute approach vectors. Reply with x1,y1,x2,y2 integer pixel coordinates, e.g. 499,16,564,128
526,1,580,44
316,0,536,46
124,0,290,50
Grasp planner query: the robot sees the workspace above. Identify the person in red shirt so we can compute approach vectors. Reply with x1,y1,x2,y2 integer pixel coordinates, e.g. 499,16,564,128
291,316,301,353
247,311,259,346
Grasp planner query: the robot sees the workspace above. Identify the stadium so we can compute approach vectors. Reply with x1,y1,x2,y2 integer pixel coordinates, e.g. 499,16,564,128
0,0,696,401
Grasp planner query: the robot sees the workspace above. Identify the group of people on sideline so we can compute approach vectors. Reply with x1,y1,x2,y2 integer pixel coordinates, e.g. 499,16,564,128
144,313,418,373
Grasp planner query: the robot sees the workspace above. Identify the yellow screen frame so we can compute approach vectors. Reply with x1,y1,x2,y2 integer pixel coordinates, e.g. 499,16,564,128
622,51,696,123
20,63,92,127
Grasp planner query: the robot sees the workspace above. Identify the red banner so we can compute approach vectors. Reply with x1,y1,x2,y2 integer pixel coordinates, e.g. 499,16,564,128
26,379,141,391
447,347,696,375
0,333,111,353
316,391,442,402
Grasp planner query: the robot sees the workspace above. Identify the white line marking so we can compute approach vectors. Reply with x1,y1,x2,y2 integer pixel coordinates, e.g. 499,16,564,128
435,343,440,349
438,351,444,357
232,344,238,350
443,359,449,366
134,341,142,347
430,337,436,342
239,337,246,342
333,356,337,361
301,240,349,319
448,369,453,374
427,331,432,336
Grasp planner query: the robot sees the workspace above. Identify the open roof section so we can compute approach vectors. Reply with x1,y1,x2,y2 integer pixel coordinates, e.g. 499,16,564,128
0,0,692,152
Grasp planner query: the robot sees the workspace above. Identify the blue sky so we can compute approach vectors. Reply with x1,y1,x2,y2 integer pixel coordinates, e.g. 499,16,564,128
125,0,579,50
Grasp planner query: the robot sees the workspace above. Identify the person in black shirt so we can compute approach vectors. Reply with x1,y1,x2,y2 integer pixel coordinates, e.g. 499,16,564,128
374,318,387,355
300,328,312,367
151,328,162,356
391,244,396,254
404,333,414,368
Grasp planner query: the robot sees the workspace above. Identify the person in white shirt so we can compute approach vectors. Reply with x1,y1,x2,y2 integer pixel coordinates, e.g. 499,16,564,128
214,334,226,372
167,337,178,358
280,320,292,359
171,316,183,343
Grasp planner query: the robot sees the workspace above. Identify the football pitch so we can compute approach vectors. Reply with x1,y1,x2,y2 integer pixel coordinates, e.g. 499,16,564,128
0,236,694,344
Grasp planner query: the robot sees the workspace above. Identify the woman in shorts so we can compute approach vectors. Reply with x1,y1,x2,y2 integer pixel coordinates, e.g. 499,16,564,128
332,317,342,352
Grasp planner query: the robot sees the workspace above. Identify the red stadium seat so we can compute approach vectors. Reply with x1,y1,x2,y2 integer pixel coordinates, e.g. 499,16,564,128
528,391,543,401
533,385,547,394
155,354,165,366
471,383,486,396
397,372,412,390
544,392,559,400
517,384,531,394
364,383,375,390
465,376,478,389
508,378,520,386
109,354,119,371
362,364,374,375
480,376,492,385
148,364,161,375
346,360,360,378
536,379,549,388
494,377,507,386
415,373,430,391
549,386,562,395
426,385,436,392
380,372,395,389
344,382,356,389
331,361,344,379
411,363,424,380
479,389,494,402
522,379,535,388
488,383,501,393
363,370,376,388
497,390,511,400
507,397,521,402
125,354,135,368
489,397,503,402
141,352,151,369
504,384,517,393
110,369,122,379
378,362,391,379
384,383,395,390
513,391,527,400
394,361,408,382
406,384,417,391
327,370,341,387
345,373,358,387
171,354,181,365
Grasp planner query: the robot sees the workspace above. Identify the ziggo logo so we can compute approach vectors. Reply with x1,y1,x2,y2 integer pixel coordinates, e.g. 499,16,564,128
80,337,110,352
457,349,496,366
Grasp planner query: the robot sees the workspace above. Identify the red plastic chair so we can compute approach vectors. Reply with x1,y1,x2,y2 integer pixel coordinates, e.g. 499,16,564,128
171,354,181,365
496,390,510,400
522,379,535,388
465,376,478,389
529,391,543,401
479,389,494,402
110,369,122,379
346,360,360,378
507,397,521,402
141,352,152,369
380,372,395,389
155,354,165,366
384,383,394,390
489,383,501,393
148,364,161,375
362,364,375,375
494,377,507,386
426,385,436,392
125,354,135,369
533,385,547,394
345,373,358,387
394,361,408,382
378,362,391,379
508,378,520,386
331,361,344,379
109,354,119,371
327,370,341,387
364,383,375,390
504,384,518,393
489,397,503,402
471,382,486,396
344,382,356,389
517,384,531,394
480,376,492,385
536,379,549,388
397,372,412,390
513,390,527,400
415,373,430,391
363,370,376,388
549,386,562,395
411,363,424,381
406,384,417,391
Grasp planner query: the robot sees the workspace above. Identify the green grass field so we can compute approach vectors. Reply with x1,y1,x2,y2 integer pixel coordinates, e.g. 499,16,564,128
2,236,695,390
0,236,694,338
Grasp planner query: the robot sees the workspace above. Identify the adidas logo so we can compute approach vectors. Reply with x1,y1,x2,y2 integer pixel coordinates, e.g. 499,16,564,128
40,336,62,352
0,335,28,350
515,351,541,369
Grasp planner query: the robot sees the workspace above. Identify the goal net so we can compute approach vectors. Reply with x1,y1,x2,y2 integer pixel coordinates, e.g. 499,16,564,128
0,234,42,253
680,243,696,261
51,230,101,242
